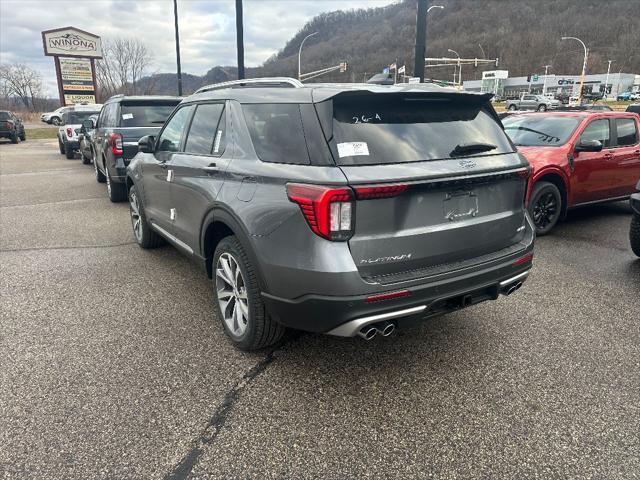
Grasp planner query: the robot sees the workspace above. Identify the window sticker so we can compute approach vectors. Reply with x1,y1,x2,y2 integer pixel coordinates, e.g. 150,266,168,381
122,113,134,120
213,130,222,153
337,142,369,158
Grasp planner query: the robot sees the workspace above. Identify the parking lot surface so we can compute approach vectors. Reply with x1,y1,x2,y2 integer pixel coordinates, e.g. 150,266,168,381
1,139,639,479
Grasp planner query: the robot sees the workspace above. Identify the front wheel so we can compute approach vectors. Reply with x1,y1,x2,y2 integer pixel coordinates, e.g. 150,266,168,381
51,117,61,126
508,104,517,111
129,185,163,249
630,214,640,257
528,181,562,235
537,104,548,112
213,236,285,351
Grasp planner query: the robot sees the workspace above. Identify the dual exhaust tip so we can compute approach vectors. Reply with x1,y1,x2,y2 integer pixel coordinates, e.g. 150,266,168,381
503,281,523,296
357,321,395,340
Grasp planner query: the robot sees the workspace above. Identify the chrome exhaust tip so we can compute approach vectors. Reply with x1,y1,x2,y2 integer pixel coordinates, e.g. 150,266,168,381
380,322,395,337
505,281,523,296
357,325,377,340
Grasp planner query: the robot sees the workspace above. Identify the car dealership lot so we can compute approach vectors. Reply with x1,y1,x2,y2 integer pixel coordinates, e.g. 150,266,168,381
1,140,639,478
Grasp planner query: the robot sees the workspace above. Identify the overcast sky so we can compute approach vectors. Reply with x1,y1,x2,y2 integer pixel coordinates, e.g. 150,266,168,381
0,0,394,95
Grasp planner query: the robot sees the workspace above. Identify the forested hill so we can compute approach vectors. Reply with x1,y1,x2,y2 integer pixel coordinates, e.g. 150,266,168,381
138,0,640,94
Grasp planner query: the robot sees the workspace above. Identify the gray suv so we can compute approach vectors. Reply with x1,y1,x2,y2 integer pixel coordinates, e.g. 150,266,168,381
126,78,535,350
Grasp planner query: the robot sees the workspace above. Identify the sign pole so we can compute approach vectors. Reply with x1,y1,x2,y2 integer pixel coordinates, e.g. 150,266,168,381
53,56,65,105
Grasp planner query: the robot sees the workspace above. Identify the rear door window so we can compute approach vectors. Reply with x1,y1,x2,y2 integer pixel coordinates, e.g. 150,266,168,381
331,95,513,165
184,103,225,155
242,104,310,164
580,119,610,147
119,102,179,127
615,118,638,146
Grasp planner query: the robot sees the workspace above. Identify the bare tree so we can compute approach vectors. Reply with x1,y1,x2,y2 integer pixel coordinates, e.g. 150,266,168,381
0,63,43,110
96,38,153,99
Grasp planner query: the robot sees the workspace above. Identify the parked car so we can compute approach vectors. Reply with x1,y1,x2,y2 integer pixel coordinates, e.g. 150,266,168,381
503,111,640,235
0,110,26,143
554,92,571,104
42,106,72,125
631,180,640,257
93,95,181,202
126,78,535,350
557,104,613,112
78,113,99,164
617,91,640,101
57,104,103,159
506,94,560,112
626,104,640,115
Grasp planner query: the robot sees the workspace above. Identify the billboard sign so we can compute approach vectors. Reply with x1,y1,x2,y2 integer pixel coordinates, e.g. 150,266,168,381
42,27,101,106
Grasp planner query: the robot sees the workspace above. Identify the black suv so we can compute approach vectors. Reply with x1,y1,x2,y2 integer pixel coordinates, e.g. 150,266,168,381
92,95,181,201
0,110,26,143
126,78,535,350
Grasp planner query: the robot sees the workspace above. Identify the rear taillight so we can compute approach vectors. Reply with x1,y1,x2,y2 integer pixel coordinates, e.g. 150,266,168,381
286,183,354,241
354,184,409,200
109,133,123,155
513,252,534,266
66,127,73,138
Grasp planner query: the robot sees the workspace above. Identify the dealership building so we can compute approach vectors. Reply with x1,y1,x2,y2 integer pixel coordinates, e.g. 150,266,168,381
462,70,640,99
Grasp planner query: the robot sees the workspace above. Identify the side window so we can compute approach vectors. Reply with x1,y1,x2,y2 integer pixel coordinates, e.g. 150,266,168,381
97,106,108,127
242,104,310,164
184,103,225,155
157,105,194,153
580,119,610,148
615,118,638,146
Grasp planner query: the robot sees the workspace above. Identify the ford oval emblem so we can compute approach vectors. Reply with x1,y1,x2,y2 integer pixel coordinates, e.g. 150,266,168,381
458,160,476,169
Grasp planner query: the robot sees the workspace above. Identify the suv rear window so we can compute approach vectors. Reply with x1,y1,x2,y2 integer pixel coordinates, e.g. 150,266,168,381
119,102,179,127
331,95,513,165
242,104,310,164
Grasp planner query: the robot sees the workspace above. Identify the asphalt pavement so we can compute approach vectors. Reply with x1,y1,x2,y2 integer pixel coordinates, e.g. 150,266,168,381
1,139,638,479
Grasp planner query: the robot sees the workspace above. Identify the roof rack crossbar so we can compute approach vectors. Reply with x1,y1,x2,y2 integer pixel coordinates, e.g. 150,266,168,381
195,77,303,94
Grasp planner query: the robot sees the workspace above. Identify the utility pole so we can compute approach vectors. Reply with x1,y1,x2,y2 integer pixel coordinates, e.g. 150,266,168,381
173,0,183,96
603,60,612,100
542,65,551,95
236,0,245,80
413,0,428,82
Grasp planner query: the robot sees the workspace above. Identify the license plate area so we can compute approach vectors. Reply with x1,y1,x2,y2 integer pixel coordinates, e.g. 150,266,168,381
443,190,478,221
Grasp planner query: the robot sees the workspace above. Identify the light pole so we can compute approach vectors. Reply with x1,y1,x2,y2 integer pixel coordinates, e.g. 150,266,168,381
298,32,318,80
428,5,444,13
561,36,588,104
542,64,551,96
603,60,612,100
448,48,460,87
173,0,183,95
414,2,444,83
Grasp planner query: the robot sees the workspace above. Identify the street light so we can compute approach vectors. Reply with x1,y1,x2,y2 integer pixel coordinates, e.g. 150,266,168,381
428,5,444,13
448,48,460,86
298,32,318,80
561,36,588,104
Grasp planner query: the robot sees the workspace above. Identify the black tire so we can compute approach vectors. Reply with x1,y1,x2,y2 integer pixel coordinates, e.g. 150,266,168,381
58,138,65,154
508,104,517,111
106,167,127,202
537,104,548,112
529,181,562,236
65,144,75,159
213,236,285,351
19,130,26,141
630,214,640,257
10,131,19,144
81,148,91,165
51,117,61,126
94,157,106,183
129,185,163,249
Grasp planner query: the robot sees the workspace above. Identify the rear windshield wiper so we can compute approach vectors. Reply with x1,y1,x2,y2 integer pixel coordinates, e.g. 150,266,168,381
450,142,497,157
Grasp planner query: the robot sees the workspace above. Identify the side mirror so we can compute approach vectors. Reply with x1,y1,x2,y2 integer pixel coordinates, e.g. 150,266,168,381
575,139,603,152
138,135,155,153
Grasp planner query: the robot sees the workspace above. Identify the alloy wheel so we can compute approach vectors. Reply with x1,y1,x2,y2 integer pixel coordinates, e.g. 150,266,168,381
532,192,558,229
129,190,143,242
215,253,249,337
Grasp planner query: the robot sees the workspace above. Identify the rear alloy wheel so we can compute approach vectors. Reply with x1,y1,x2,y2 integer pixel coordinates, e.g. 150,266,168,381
129,185,163,248
537,104,548,112
106,167,127,202
94,158,106,183
508,104,517,111
630,214,640,257
529,181,562,235
213,236,284,351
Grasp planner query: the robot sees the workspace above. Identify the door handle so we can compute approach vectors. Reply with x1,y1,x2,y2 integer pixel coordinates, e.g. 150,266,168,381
202,163,218,174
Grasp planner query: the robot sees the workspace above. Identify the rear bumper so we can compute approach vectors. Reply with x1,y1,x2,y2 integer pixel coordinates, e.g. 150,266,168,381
262,252,533,335
631,193,640,215
0,129,15,138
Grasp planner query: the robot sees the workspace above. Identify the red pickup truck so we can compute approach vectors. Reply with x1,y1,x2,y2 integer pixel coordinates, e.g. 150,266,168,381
503,111,640,234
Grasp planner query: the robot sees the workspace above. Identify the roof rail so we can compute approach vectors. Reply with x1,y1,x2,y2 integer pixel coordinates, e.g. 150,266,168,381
195,77,303,94
107,94,125,100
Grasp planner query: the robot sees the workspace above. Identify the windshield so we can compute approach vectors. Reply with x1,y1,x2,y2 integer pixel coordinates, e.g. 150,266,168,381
63,110,101,124
119,102,179,127
503,115,581,147
331,94,513,165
